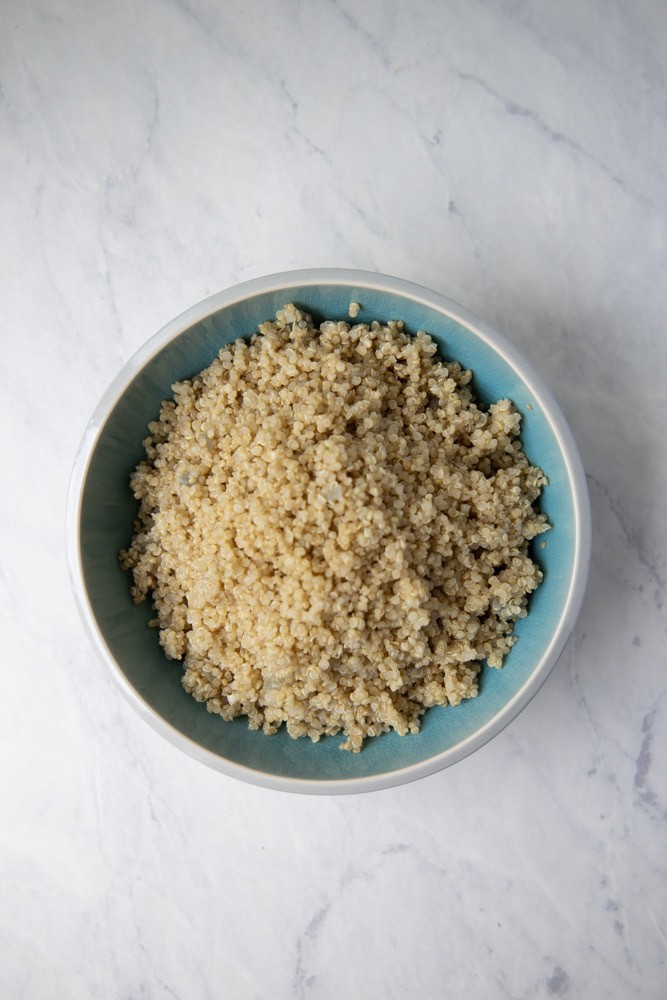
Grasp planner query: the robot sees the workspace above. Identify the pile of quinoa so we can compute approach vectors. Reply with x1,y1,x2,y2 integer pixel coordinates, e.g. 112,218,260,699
120,305,549,751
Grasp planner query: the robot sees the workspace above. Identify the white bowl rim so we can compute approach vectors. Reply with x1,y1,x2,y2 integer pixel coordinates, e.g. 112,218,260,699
66,268,591,794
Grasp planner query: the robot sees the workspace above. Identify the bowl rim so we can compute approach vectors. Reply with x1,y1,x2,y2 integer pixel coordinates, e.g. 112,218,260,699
66,268,591,794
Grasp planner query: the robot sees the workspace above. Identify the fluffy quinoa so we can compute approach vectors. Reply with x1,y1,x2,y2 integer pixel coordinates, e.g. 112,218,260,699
120,305,549,751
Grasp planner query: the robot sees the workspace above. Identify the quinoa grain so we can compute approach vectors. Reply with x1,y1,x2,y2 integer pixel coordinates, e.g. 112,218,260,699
120,305,549,751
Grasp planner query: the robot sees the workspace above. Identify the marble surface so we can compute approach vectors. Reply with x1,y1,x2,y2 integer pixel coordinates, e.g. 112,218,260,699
2,0,666,996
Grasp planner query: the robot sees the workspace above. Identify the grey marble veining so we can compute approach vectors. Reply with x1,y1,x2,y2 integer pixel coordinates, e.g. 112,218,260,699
1,0,666,997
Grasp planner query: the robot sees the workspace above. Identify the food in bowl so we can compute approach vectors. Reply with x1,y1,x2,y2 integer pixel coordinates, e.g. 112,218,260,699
120,304,549,751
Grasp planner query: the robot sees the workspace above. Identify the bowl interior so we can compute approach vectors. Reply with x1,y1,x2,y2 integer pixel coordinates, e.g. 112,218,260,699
78,282,577,783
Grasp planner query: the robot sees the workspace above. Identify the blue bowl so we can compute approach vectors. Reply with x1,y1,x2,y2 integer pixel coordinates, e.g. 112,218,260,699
67,270,591,793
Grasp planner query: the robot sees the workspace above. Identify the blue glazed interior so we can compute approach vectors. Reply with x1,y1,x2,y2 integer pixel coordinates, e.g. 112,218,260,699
80,284,576,781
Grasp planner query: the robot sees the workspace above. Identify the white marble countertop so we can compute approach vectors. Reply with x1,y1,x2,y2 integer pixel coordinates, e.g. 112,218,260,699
2,1,666,997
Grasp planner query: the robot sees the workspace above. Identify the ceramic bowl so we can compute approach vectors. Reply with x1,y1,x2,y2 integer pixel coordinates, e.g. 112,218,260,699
67,269,591,793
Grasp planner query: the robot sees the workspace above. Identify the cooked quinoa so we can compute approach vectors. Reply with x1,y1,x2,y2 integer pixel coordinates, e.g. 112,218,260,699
120,305,549,751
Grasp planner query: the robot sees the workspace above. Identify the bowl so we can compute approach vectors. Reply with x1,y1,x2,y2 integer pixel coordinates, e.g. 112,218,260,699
67,269,591,793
